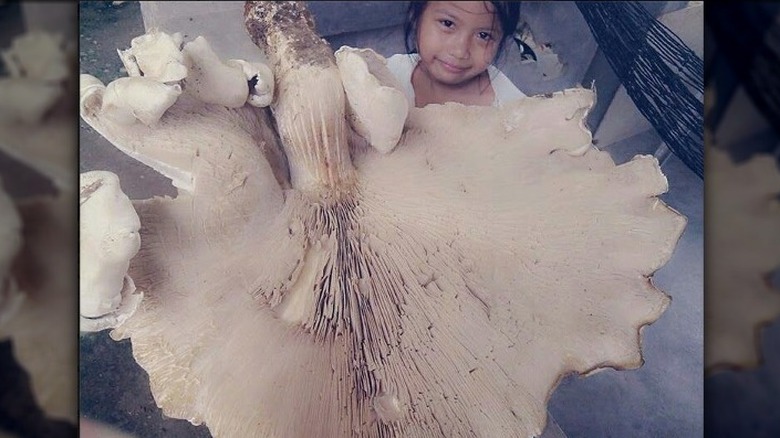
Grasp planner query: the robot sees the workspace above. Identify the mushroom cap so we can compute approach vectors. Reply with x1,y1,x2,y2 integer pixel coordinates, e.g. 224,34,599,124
80,76,289,195
225,59,274,108
705,147,780,371
79,73,106,116
335,46,409,154
84,76,685,436
101,76,183,126
118,30,187,83
182,36,249,108
79,171,141,319
80,71,185,184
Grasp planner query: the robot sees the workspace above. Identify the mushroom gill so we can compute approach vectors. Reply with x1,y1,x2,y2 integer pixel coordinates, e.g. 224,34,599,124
79,2,686,437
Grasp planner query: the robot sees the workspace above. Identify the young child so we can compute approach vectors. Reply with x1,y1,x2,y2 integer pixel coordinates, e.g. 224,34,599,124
386,1,525,108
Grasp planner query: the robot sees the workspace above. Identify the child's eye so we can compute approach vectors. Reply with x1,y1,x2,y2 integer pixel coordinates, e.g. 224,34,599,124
439,19,454,28
478,32,494,41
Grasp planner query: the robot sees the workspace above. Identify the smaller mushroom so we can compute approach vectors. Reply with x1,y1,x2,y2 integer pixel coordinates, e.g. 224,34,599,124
85,74,182,126
79,73,195,192
117,30,187,83
79,73,105,117
225,58,274,107
335,46,409,154
79,171,143,332
181,36,251,108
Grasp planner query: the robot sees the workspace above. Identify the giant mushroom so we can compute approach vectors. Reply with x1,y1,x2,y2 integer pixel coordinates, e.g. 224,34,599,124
79,2,686,437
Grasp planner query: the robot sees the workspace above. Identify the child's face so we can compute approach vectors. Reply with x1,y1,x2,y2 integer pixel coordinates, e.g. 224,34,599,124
416,1,501,87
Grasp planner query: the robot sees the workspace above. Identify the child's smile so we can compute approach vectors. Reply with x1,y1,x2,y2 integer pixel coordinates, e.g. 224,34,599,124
436,57,469,74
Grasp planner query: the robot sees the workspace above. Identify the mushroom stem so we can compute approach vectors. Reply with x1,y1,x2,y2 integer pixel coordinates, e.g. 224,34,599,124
244,1,355,196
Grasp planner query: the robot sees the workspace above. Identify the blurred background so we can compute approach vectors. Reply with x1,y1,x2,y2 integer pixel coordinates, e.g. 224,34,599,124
0,1,77,437
704,3,780,437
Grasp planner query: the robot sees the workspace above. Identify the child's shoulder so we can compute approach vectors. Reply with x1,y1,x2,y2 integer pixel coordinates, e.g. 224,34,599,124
488,65,527,105
385,53,420,72
385,53,419,104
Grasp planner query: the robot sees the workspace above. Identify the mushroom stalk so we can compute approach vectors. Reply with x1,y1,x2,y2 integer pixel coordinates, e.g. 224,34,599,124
245,1,355,195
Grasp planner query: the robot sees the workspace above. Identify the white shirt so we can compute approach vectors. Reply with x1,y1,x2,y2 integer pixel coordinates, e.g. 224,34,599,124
385,53,526,107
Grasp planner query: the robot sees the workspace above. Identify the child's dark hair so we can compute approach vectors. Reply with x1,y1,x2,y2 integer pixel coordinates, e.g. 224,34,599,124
403,1,521,64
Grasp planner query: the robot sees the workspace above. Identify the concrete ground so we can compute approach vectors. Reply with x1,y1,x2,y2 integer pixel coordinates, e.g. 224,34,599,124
78,2,704,437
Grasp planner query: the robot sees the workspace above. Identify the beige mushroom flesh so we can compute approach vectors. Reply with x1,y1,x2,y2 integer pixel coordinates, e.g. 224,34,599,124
117,30,187,83
79,1,686,437
79,171,143,333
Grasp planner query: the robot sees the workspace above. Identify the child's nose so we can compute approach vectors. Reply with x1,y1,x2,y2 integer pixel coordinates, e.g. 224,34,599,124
448,34,470,60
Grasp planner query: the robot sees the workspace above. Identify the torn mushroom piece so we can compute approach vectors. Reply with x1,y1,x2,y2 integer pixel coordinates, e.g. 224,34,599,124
103,76,182,126
117,30,273,109
181,36,257,108
79,73,105,117
225,58,274,107
79,171,142,333
81,74,182,126
335,46,409,154
117,30,187,83
78,2,686,436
